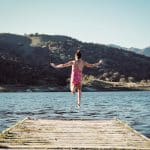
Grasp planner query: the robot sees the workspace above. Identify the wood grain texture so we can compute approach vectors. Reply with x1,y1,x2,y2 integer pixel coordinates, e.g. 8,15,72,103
0,118,150,149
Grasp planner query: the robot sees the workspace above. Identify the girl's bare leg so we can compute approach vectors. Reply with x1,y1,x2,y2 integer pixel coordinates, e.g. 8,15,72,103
70,83,76,94
77,87,81,106
72,87,76,94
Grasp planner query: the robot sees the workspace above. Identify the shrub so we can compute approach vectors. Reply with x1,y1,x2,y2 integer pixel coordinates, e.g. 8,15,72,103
140,79,146,83
111,72,120,82
83,75,95,85
128,77,135,82
120,78,126,83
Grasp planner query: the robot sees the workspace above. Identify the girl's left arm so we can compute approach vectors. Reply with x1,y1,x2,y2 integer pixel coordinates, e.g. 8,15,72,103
84,60,103,68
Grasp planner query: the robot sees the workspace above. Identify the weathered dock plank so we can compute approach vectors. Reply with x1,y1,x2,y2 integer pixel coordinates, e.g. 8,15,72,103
0,118,150,149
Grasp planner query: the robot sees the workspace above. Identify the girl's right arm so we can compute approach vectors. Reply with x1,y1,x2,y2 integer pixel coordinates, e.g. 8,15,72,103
50,61,74,69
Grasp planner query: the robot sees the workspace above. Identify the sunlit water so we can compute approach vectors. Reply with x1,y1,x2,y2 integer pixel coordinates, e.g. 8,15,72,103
0,92,150,138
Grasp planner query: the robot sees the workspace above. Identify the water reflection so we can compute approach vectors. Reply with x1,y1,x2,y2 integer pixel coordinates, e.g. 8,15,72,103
0,91,149,138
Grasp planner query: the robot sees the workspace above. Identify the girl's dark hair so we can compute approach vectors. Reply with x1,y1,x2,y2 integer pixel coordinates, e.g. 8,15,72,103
75,50,81,59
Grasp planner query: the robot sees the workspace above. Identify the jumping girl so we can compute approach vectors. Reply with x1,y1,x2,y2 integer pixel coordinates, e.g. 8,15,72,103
50,50,103,106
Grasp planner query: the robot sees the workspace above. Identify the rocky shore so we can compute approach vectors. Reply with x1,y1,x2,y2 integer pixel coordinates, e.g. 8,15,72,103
0,80,150,92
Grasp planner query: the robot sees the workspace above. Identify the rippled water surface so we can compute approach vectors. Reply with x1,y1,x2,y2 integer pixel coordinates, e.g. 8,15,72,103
0,92,150,137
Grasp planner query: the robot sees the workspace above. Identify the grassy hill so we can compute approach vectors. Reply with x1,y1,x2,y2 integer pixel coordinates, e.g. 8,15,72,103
0,33,150,90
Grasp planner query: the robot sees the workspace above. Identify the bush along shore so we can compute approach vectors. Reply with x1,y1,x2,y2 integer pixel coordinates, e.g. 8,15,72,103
0,79,150,92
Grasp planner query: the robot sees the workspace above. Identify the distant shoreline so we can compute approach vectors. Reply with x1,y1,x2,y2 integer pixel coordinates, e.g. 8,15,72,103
0,81,150,92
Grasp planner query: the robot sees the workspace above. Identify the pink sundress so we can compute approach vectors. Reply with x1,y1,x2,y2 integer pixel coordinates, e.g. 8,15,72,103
70,64,83,87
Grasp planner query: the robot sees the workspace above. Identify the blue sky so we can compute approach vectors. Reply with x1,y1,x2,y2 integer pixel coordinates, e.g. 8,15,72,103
0,0,150,48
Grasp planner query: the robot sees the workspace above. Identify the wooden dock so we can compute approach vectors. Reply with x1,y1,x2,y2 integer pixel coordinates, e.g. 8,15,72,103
0,118,150,149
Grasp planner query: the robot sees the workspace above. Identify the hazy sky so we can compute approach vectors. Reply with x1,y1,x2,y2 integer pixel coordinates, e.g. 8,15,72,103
0,0,150,48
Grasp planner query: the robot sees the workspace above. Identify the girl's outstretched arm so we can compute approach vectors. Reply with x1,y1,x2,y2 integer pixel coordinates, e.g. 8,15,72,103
84,60,103,68
50,61,73,69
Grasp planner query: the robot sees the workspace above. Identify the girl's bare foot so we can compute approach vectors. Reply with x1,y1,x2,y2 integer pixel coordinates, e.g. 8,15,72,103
71,91,75,95
71,87,76,95
71,85,75,95
77,102,80,108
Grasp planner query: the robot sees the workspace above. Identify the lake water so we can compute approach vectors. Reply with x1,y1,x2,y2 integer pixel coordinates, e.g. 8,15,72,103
0,92,150,138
